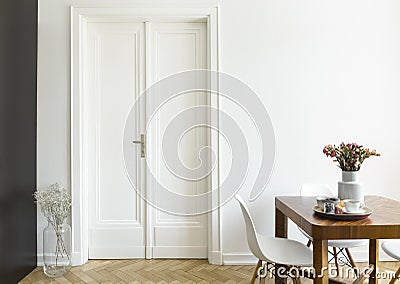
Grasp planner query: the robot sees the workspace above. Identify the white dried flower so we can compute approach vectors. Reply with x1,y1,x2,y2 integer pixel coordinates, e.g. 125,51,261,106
34,183,72,262
34,182,72,227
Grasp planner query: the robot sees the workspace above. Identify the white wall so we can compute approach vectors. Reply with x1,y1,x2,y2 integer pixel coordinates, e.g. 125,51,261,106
38,0,400,264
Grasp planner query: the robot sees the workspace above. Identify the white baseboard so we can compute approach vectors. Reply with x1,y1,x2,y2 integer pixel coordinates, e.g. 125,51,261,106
223,253,257,265
37,252,84,266
71,252,85,266
209,250,223,265
37,254,43,266
37,248,397,267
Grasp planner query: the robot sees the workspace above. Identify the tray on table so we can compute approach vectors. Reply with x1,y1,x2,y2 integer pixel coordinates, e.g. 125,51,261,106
312,205,373,220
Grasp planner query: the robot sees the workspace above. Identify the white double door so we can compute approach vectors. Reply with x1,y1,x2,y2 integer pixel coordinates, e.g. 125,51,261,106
86,21,209,259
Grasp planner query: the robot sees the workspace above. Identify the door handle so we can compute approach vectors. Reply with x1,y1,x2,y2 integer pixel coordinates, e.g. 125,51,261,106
132,134,145,158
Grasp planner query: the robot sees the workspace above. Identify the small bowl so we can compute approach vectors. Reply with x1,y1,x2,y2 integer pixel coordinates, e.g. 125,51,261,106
344,199,362,213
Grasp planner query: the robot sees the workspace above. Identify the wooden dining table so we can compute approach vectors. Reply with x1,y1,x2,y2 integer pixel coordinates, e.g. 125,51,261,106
275,195,400,284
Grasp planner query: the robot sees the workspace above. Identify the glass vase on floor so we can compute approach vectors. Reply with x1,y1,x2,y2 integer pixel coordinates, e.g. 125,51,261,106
43,221,72,277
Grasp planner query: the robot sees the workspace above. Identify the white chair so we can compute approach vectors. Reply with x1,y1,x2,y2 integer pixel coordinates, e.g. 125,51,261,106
235,195,313,283
382,240,400,284
299,183,368,273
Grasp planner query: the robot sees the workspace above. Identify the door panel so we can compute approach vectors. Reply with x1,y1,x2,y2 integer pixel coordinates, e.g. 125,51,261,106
148,23,208,258
87,22,145,258
86,21,209,259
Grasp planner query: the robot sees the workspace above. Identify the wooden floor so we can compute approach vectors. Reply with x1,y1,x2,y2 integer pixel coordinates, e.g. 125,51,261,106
20,260,399,284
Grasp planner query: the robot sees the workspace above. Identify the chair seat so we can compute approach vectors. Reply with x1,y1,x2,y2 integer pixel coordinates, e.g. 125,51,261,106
328,239,368,248
257,234,313,267
299,227,367,248
382,240,400,260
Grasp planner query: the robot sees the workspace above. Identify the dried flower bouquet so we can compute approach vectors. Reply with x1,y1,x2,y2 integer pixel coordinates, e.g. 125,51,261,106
34,183,72,264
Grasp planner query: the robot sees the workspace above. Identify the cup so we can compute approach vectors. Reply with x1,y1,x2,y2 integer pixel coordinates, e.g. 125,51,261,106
316,196,329,209
326,197,340,205
344,199,362,213
324,201,335,213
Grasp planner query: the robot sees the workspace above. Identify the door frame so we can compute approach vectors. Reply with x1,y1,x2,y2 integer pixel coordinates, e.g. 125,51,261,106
71,5,221,266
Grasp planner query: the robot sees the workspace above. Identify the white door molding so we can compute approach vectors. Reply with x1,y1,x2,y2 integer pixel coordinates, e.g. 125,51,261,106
71,6,221,265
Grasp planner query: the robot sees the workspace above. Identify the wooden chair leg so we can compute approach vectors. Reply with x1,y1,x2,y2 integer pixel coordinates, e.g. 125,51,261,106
306,240,312,248
352,264,374,284
345,248,358,276
389,266,400,284
333,247,340,273
251,259,263,284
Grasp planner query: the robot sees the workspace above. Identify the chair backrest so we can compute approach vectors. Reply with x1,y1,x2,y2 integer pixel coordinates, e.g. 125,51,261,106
381,240,400,260
235,195,265,260
300,183,334,197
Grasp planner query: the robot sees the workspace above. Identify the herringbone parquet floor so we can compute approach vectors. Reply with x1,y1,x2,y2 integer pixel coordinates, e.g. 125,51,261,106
19,260,400,284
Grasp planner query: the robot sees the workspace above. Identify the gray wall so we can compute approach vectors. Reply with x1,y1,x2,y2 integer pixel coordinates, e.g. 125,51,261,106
0,0,38,282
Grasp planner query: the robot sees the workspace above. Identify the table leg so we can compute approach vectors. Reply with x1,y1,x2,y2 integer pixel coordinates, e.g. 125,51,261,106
369,239,379,284
275,208,287,238
313,239,328,284
275,208,288,284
